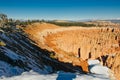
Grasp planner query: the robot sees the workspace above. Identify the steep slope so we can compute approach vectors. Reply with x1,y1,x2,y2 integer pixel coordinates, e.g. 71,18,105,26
24,22,120,79
0,27,84,77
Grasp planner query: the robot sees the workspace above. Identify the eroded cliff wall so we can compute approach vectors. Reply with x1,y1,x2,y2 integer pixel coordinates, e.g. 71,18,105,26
24,23,120,79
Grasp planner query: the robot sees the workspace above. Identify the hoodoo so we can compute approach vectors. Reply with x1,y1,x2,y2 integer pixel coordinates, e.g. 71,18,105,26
24,22,120,79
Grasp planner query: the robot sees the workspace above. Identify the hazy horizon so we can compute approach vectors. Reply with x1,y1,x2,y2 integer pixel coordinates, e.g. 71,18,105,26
0,0,120,20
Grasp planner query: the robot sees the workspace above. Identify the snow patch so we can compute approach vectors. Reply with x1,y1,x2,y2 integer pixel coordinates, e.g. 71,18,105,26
0,60,114,80
88,60,110,76
90,65,109,75
0,70,112,80
0,70,57,80
88,60,100,65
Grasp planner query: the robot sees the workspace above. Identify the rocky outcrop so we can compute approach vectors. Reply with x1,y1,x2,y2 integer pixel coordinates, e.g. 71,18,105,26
0,27,85,77
24,23,120,79
105,52,120,80
86,20,120,27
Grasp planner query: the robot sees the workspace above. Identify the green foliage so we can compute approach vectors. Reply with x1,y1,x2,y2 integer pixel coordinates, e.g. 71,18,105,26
17,19,45,26
0,13,8,27
47,21,96,27
0,13,96,31
0,13,7,21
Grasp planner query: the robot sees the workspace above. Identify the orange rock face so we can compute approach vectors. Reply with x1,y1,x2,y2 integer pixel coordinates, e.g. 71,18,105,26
106,52,120,80
24,23,120,79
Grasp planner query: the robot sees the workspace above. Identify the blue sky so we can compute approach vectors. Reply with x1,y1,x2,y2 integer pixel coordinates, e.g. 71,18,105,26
0,0,120,20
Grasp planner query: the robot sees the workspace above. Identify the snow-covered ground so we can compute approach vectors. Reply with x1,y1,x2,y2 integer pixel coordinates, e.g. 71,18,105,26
0,70,111,80
0,60,115,80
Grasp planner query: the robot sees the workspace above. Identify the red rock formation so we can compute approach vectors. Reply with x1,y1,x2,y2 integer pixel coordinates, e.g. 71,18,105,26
106,52,120,80
24,23,120,79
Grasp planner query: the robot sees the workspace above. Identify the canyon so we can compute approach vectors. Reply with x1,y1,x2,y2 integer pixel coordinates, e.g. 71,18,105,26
24,22,120,80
